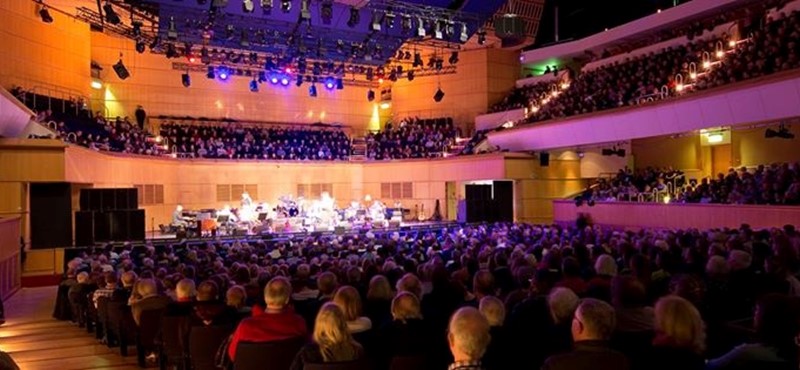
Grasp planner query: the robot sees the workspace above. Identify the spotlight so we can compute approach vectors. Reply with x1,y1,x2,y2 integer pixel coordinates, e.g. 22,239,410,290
415,16,426,37
309,84,318,97
281,0,291,13
250,78,259,92
39,4,54,24
166,43,179,59
765,125,795,139
385,10,396,28
265,57,276,71
336,78,344,90
261,0,273,13
366,68,373,81
312,62,322,75
407,70,415,81
167,17,178,40
135,41,146,54
321,0,333,24
336,39,345,54
243,0,255,12
413,52,423,67
113,56,130,80
270,75,279,84
132,21,142,37
449,51,459,64
388,69,397,82
296,74,304,86
280,76,290,86
324,77,335,90
477,29,486,45
300,0,311,20
434,20,443,39
367,89,375,102
182,72,191,87
218,67,229,80
103,2,120,25
401,14,412,33
347,7,360,28
433,87,444,102
371,11,382,31
258,71,267,83
459,23,468,42
207,66,216,79
149,36,161,51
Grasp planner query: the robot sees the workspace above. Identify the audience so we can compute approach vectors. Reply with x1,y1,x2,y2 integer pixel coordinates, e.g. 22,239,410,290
290,302,365,370
366,117,456,160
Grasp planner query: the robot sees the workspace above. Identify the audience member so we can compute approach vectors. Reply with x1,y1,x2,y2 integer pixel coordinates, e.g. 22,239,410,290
447,307,491,370
290,303,365,370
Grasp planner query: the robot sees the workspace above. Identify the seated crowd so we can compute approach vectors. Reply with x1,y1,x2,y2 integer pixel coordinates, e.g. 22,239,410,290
581,163,800,205
489,80,557,113
366,117,457,160
55,220,800,370
160,123,352,161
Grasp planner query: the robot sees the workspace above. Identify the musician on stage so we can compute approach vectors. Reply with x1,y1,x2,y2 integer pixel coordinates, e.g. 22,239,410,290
241,191,253,208
172,205,190,228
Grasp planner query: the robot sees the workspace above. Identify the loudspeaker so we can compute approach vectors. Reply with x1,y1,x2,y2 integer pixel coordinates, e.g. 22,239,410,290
539,152,550,167
494,15,526,39
129,209,145,240
113,59,130,80
101,189,116,210
114,188,138,210
81,188,103,211
94,212,111,242
75,211,95,246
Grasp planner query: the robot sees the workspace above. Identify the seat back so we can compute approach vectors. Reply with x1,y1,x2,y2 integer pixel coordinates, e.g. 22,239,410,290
160,314,191,360
389,356,427,370
137,308,165,348
304,359,371,370
106,300,136,342
189,325,235,370
233,337,306,370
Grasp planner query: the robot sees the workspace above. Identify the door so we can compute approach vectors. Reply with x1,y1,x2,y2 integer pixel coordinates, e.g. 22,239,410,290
712,144,732,176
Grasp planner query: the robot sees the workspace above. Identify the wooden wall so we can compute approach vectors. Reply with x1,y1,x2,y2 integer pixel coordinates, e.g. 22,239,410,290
0,1,91,98
504,154,586,224
0,217,21,300
733,126,800,167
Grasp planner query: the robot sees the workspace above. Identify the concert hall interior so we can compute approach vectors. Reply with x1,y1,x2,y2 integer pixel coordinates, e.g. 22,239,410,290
2,0,800,369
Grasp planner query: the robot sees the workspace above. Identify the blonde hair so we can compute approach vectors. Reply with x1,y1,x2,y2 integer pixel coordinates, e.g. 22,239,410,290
264,276,292,308
479,296,506,327
176,278,197,300
226,285,247,308
313,303,360,362
333,285,363,321
367,275,394,301
654,295,706,354
391,291,423,321
448,307,491,361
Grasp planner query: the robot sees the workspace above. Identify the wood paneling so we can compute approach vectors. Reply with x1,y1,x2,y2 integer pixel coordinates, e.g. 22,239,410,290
0,217,21,300
0,139,66,182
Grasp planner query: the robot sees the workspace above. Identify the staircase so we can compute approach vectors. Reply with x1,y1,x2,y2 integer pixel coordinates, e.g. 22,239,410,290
350,136,368,161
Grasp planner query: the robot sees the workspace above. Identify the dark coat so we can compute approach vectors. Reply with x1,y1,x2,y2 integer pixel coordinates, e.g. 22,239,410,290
541,340,630,370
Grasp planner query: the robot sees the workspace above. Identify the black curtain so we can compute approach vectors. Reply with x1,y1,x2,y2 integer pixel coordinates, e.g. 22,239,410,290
30,183,73,249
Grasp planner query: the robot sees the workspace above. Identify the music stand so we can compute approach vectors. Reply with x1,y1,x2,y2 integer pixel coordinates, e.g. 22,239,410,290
258,213,268,221
217,215,229,223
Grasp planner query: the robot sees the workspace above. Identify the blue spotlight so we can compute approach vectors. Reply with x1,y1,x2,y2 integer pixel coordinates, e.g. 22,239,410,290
270,75,279,84
249,79,259,92
218,67,229,80
280,76,290,86
309,84,318,97
324,77,335,90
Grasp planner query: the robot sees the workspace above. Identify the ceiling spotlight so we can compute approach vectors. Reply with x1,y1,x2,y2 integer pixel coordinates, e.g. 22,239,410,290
166,43,179,58
261,0,273,14
367,89,375,102
370,11,382,31
366,68,373,81
348,7,360,28
168,17,178,40
280,76,290,86
413,52,423,67
218,67,229,80
39,4,54,24
459,23,468,42
149,36,161,51
265,57,276,70
300,0,311,20
103,2,120,25
321,0,333,24
415,16,426,37
385,10,396,28
434,20,443,39
324,77,335,90
296,74,304,86
243,0,255,12
281,0,291,13
113,55,130,80
401,14,411,33
445,19,456,38
407,70,414,81
449,51,459,64
135,41,146,54
258,71,267,83
207,66,215,79
477,29,486,45
131,21,142,37
309,84,318,97
336,78,344,90
270,74,279,84
433,87,444,102
182,72,191,87
250,78,259,92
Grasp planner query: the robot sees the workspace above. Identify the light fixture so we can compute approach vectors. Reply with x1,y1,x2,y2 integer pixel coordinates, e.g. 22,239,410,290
370,11,382,31
449,51,459,65
270,74,279,84
715,50,724,58
218,67,229,80
413,52,423,67
401,14,412,33
407,70,415,81
165,43,179,59
690,72,697,79
703,61,711,69
207,66,215,79
296,74,304,86
335,78,344,90
300,0,311,20
281,0,291,13
240,31,249,47
415,16,426,37
257,71,267,83
347,6,360,28
367,89,375,102
249,78,259,92
309,83,318,97
90,78,103,90
113,54,130,80
243,0,255,12
103,2,120,25
132,21,142,37
380,102,391,109
135,41,146,54
434,20,443,39
765,125,795,139
39,4,54,23
385,10,396,29
477,29,486,45
182,72,191,87
280,76,290,86
433,86,444,102
365,68,373,81
706,133,723,143
167,17,178,40
459,23,468,42
675,83,684,92
261,0,273,14
321,0,333,24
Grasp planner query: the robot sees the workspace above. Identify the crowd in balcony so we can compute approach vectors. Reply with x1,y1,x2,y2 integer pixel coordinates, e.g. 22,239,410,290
580,163,800,205
159,123,352,161
488,81,557,113
365,117,457,160
52,220,800,370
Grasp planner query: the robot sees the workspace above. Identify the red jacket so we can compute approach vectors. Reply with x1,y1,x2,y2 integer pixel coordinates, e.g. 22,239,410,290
228,309,308,360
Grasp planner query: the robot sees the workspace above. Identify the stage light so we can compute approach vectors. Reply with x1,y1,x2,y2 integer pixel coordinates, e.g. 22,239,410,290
91,79,103,90
258,71,267,83
449,51,459,64
300,0,311,20
182,72,191,87
367,89,375,102
366,68,373,81
39,4,54,24
165,43,179,58
250,78,259,92
113,55,130,80
416,16,426,37
413,52,423,67
433,87,444,102
321,0,333,24
103,2,120,25
401,14,412,33
477,29,486,45
243,0,255,12
296,74,304,86
324,77,335,90
388,69,397,82
434,20,443,39
218,67,229,80
407,70,414,81
729,39,736,48
135,41,146,54
207,66,215,79
131,21,142,37
370,11,382,31
765,125,795,139
385,10,396,28
348,7,360,28
459,23,468,42
149,36,161,51
336,78,344,90
270,75,279,84
280,76,290,86
261,0,273,13
281,0,291,13
265,57,276,71
309,84,318,97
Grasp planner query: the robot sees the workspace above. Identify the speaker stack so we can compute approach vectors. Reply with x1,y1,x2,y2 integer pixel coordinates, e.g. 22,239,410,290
75,188,144,246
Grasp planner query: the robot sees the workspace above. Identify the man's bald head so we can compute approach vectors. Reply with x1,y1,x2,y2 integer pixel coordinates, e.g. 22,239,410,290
448,306,492,361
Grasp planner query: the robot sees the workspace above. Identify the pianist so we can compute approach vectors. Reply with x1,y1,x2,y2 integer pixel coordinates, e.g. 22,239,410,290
172,205,190,228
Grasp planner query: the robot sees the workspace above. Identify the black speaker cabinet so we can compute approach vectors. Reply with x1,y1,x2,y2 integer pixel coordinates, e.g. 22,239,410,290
75,211,95,246
81,188,103,211
494,15,526,39
93,211,112,241
128,209,145,240
114,188,138,210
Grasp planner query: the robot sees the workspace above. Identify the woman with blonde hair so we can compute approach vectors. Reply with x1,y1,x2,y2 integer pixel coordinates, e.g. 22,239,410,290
333,285,372,334
648,295,706,370
290,303,365,370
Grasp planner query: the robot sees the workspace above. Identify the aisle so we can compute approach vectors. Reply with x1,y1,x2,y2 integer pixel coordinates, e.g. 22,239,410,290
0,287,139,370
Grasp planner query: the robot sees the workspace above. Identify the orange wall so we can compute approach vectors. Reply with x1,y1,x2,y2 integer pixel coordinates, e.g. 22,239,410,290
733,126,800,167
0,217,21,300
0,1,91,98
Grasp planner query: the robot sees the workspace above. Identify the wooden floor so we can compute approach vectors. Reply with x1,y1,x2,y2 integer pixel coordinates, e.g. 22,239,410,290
0,287,139,370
